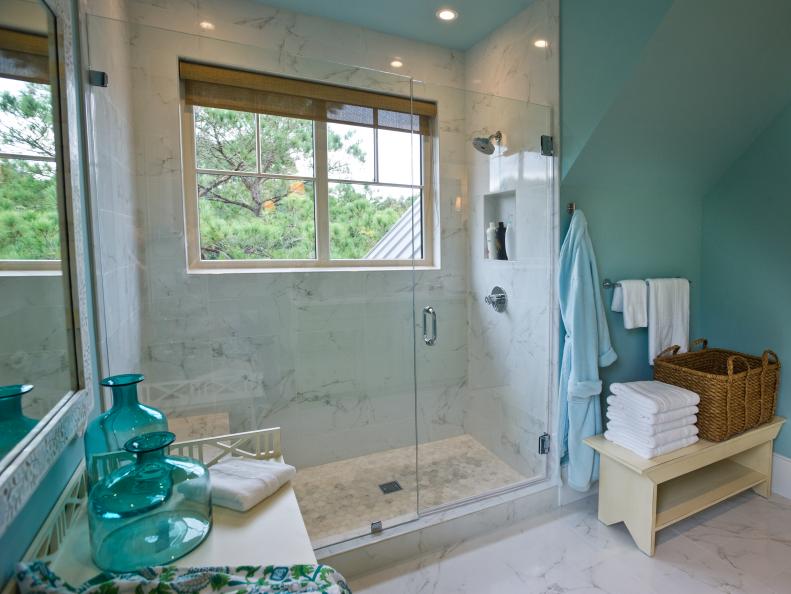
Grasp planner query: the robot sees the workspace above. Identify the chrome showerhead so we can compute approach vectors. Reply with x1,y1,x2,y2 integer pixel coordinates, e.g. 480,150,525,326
472,131,502,155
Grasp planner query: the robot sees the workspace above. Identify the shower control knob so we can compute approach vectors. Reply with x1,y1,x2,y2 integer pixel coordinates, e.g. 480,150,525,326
485,286,507,312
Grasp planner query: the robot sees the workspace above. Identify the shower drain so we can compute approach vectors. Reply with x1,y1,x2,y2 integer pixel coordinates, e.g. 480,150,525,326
379,480,402,494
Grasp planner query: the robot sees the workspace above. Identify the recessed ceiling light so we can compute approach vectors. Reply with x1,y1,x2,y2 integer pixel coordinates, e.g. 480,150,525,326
199,20,215,31
435,8,458,21
390,58,404,68
533,39,549,48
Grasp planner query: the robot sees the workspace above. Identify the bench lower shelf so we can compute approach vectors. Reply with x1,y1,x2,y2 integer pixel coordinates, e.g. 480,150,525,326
585,416,784,556
655,459,765,529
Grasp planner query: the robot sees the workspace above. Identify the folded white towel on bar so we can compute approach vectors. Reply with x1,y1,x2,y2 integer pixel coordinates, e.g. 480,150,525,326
648,278,690,365
606,410,697,435
605,423,698,448
611,280,648,329
210,457,296,512
610,380,699,413
606,396,698,424
604,430,699,459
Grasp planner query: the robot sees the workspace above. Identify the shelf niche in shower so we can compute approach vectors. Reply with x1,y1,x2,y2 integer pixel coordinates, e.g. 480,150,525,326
482,189,516,262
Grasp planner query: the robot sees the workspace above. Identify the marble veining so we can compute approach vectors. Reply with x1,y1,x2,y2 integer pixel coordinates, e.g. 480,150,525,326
351,492,791,594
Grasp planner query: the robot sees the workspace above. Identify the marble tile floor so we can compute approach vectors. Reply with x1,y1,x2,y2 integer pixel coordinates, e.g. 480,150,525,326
350,490,791,594
292,434,529,546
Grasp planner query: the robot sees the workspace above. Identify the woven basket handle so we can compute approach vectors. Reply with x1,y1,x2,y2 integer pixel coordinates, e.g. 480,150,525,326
762,349,779,366
656,345,681,359
727,355,751,433
690,338,708,351
759,350,780,422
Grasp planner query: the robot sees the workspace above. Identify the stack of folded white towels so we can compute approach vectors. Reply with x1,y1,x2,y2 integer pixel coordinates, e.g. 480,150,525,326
605,380,700,459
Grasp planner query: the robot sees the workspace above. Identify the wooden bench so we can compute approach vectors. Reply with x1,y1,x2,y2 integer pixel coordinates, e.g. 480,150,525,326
584,416,785,556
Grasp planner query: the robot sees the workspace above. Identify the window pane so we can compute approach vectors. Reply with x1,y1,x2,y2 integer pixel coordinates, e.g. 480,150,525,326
259,114,314,177
329,183,421,260
194,106,256,172
0,78,54,158
0,158,59,260
378,129,421,185
327,123,374,182
198,174,315,260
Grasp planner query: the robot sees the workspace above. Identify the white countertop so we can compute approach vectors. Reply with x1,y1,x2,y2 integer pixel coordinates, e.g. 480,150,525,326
51,481,316,585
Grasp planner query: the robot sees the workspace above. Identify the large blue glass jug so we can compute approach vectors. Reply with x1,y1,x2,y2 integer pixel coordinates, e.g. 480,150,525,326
0,384,38,458
88,431,212,572
84,374,168,486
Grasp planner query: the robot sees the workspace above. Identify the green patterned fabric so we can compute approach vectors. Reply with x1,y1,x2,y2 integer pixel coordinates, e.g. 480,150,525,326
16,562,352,594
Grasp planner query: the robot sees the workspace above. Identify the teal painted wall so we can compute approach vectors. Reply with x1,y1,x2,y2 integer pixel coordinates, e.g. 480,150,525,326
559,0,672,178
701,101,791,457
560,0,701,390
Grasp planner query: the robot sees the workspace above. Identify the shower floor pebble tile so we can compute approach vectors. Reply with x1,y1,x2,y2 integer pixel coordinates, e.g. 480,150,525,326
292,434,528,545
350,491,791,594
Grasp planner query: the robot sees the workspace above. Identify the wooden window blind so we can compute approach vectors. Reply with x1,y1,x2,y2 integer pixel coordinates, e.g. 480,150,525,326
0,27,49,84
180,60,436,135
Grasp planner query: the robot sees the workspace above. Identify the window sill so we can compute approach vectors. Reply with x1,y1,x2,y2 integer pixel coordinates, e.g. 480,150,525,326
186,264,439,275
0,268,62,277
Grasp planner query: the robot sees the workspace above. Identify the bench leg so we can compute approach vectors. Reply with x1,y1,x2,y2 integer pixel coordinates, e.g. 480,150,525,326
597,456,657,556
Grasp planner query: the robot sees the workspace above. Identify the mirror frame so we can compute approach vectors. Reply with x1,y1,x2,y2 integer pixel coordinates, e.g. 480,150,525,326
0,0,97,538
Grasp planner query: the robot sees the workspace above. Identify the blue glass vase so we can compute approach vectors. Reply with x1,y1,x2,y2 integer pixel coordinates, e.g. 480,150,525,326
88,431,212,572
0,384,38,458
84,374,168,486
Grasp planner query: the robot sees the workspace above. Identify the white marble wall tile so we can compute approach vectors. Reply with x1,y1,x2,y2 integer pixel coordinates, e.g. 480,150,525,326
454,0,558,488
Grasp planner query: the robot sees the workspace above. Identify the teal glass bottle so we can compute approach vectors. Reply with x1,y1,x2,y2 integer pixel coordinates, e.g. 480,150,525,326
0,384,38,458
84,374,168,486
88,431,212,572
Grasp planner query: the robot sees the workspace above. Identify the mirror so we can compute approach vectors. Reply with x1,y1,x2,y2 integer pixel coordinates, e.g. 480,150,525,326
0,0,77,464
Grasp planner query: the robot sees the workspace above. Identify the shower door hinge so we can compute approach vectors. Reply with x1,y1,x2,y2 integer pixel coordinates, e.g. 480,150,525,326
538,433,550,455
370,521,383,534
540,135,554,156
88,70,108,87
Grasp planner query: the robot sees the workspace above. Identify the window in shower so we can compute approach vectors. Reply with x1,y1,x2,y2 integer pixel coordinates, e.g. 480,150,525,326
180,61,435,270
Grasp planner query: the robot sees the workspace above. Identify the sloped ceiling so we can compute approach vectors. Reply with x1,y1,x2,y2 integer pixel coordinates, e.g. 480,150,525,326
254,0,534,50
563,0,791,196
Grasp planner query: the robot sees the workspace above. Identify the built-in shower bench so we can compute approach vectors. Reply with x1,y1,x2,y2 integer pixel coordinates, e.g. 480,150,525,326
585,416,785,556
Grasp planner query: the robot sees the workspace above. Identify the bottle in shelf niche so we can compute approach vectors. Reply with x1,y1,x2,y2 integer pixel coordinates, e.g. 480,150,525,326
88,431,212,572
486,221,497,259
504,216,516,261
496,222,507,260
0,384,38,459
84,373,168,488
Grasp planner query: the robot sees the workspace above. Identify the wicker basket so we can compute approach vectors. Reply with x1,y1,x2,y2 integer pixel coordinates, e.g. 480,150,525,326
653,339,780,442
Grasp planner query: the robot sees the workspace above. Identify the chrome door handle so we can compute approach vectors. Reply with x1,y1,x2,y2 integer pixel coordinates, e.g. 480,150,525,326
422,306,437,345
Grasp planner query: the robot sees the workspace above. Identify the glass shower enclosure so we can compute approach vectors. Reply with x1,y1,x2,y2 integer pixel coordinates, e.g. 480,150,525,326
85,4,555,550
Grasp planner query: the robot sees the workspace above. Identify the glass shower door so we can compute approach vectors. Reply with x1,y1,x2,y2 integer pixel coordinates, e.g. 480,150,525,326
84,10,420,549
413,80,555,512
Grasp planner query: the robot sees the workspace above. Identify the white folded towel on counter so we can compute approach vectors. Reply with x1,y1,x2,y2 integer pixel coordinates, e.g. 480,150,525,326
647,278,690,365
610,380,699,413
604,430,698,459
606,396,698,424
605,424,698,448
210,457,296,512
606,412,697,435
611,280,648,329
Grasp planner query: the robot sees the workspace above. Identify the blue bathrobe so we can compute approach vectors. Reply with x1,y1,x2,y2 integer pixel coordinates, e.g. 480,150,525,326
558,210,616,492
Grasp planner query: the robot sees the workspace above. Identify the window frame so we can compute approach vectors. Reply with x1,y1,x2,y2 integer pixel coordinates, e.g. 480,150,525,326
0,28,62,273
180,84,434,272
